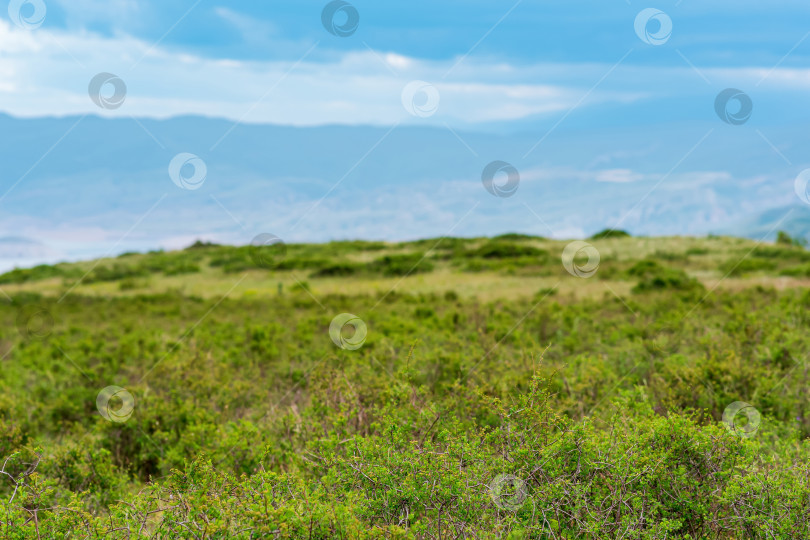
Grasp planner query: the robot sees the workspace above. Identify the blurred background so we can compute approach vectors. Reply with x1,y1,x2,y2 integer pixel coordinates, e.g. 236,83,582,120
2,0,810,270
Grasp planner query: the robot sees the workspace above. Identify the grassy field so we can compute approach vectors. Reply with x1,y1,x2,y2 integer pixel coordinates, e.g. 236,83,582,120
1,232,810,538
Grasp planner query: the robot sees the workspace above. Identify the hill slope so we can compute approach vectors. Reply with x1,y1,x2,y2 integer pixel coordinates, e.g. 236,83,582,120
1,234,809,537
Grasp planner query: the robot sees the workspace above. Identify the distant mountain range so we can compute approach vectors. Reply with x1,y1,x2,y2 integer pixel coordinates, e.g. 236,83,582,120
0,113,808,271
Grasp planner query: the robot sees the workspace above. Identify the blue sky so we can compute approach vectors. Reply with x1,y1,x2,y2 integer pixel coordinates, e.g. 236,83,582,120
36,1,810,66
3,0,810,128
2,0,810,270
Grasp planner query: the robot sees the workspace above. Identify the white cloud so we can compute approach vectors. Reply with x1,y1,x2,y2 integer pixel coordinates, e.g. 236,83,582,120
594,169,645,183
0,19,808,128
214,6,280,46
0,20,639,126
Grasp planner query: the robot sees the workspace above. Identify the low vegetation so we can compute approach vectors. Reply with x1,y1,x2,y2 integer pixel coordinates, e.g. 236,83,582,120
0,233,809,538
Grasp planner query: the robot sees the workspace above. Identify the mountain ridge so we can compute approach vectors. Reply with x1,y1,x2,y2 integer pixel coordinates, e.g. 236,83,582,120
0,113,806,271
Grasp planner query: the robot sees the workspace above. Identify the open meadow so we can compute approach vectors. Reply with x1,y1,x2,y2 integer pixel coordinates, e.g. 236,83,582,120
1,232,809,538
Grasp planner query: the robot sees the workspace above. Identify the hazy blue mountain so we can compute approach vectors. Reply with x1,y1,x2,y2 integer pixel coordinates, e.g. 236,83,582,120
0,113,807,270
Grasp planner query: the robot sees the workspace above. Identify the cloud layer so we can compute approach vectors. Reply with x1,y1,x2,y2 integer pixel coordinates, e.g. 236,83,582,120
1,16,810,129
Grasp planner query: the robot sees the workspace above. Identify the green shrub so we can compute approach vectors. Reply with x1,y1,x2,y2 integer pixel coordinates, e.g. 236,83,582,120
779,264,810,277
653,250,687,261
590,228,631,239
493,233,541,241
86,263,148,283
209,250,254,273
750,246,810,262
720,257,777,277
118,277,151,290
185,240,221,250
0,264,67,284
470,241,544,259
2,235,810,538
629,260,704,292
776,230,807,247
369,253,434,276
686,247,709,256
274,257,330,271
310,262,360,277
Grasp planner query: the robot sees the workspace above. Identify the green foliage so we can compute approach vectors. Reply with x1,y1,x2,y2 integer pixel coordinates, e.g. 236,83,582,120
470,241,545,259
780,264,810,277
776,230,807,247
493,232,542,241
686,246,709,256
368,253,433,276
310,262,360,277
629,260,704,293
719,243,810,276
653,249,688,261
0,235,809,537
720,257,777,277
590,228,631,239
86,263,149,283
750,245,810,262
185,239,221,249
0,264,74,284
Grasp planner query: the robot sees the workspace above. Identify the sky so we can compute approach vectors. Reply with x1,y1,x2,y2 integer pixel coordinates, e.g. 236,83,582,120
2,0,810,270
2,0,810,128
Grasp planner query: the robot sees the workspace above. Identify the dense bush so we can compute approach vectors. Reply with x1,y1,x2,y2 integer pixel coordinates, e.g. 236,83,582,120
629,260,705,292
0,236,808,537
493,232,542,241
590,228,631,239
310,262,360,277
776,230,807,247
0,264,74,284
368,253,434,276
470,241,546,259
721,257,777,276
